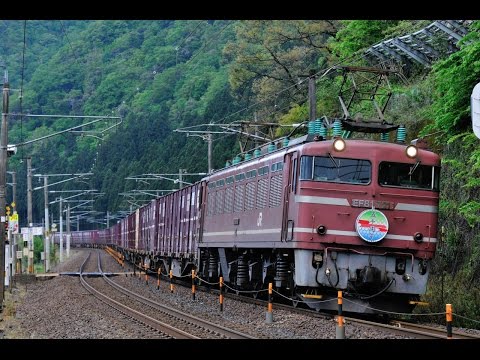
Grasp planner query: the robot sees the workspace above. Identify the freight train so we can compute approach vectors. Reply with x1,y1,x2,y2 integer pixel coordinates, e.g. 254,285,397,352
70,127,441,314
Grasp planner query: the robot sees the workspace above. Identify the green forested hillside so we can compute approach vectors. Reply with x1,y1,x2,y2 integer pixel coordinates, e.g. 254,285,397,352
2,19,480,326
4,20,243,221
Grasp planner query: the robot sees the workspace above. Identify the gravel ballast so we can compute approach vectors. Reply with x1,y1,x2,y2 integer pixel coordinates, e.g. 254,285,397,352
2,248,478,339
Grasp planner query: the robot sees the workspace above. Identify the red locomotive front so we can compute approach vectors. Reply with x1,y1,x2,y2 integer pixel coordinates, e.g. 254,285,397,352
199,135,440,313
288,138,440,312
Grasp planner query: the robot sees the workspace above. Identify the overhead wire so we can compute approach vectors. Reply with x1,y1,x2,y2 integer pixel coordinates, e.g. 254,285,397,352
153,20,207,76
207,51,369,128
19,20,27,161
186,21,233,73
209,92,310,145
175,20,204,53
59,20,106,175
179,34,370,157
166,21,236,163
179,21,235,127
59,20,80,65
33,154,67,172
171,26,374,175
264,93,309,120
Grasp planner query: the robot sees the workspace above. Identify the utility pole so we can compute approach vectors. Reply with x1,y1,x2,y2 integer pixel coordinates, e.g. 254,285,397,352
59,197,63,263
106,211,109,229
175,129,216,174
0,70,9,309
309,68,316,121
27,157,32,225
179,168,185,189
66,204,70,258
27,157,33,273
11,171,16,209
10,171,16,288
34,172,93,262
207,133,212,174
43,176,50,272
50,212,54,251
254,112,259,149
77,215,79,231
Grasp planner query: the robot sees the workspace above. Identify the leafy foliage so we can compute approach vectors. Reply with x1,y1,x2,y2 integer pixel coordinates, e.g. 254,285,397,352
5,20,240,225
225,20,337,122
329,20,399,59
425,21,480,137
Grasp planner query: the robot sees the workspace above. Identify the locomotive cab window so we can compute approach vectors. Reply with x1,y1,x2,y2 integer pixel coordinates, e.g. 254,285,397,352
378,162,440,191
299,156,371,184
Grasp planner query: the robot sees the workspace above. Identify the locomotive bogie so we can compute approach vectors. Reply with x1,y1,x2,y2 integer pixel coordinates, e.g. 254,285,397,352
194,247,294,290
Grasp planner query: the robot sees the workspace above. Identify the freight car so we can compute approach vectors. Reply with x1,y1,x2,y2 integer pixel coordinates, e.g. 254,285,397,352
55,230,105,248
86,127,440,314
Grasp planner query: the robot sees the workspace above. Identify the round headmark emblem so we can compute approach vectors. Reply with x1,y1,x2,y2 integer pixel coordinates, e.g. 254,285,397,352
355,209,389,243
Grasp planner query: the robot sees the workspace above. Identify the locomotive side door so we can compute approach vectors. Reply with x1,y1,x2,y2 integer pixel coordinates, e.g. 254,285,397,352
281,151,298,241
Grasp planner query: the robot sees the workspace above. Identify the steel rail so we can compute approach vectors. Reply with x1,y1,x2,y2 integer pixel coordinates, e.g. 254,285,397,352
99,253,256,339
79,252,198,339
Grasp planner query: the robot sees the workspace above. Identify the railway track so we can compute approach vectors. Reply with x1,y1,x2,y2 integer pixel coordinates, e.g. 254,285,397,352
228,292,480,339
138,262,479,339
82,252,256,339
226,290,480,339
80,252,197,339
389,320,480,339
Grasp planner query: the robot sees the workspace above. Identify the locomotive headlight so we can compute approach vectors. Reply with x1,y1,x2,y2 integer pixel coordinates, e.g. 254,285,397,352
333,138,346,152
405,145,418,158
317,225,327,235
413,232,424,243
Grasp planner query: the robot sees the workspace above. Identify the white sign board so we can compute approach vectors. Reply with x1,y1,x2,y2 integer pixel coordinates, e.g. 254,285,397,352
23,247,29,256
16,251,23,259
32,227,43,236
21,227,31,244
4,246,9,287
28,250,34,259
472,82,480,139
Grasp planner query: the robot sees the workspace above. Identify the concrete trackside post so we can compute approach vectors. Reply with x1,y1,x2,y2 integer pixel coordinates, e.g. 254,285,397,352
145,264,148,285
219,276,224,312
446,304,453,339
266,282,273,324
192,269,196,301
336,290,345,339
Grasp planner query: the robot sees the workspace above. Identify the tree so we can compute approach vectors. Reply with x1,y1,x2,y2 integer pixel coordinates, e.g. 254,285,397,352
225,20,338,122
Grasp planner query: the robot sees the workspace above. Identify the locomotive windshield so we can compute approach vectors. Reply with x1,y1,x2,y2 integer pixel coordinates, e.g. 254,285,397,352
378,161,440,191
299,156,371,184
